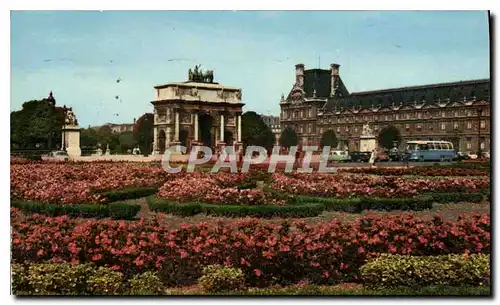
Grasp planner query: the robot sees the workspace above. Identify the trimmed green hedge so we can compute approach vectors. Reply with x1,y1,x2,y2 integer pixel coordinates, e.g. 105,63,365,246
11,201,140,220
294,196,433,213
100,186,158,202
146,196,324,218
12,263,163,295
360,254,490,288
425,192,485,204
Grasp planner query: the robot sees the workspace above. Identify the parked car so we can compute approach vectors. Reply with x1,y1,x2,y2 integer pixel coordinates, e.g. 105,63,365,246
42,150,69,161
455,152,471,161
329,150,351,162
467,152,478,160
349,151,372,162
481,152,490,159
376,151,389,162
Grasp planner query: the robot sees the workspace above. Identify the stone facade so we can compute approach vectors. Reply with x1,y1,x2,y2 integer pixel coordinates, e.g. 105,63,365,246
151,72,245,154
280,63,491,153
261,114,281,145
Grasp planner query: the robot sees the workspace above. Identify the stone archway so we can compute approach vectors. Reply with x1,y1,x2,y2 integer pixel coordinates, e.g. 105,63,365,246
179,129,189,147
199,113,214,148
224,130,234,145
158,130,166,154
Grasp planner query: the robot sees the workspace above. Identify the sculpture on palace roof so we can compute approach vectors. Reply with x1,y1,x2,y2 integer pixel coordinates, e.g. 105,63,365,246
188,65,214,83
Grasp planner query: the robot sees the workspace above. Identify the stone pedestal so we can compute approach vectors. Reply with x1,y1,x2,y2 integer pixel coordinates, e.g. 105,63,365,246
61,124,81,157
360,136,377,152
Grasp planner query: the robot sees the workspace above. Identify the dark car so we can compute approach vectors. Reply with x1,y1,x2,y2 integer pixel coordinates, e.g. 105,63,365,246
349,151,371,162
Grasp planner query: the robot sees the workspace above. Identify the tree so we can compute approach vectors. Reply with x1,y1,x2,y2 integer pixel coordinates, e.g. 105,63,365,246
377,125,402,149
279,127,298,148
97,125,113,149
10,98,65,150
320,130,338,148
241,111,275,151
117,131,137,154
80,127,99,150
134,113,154,156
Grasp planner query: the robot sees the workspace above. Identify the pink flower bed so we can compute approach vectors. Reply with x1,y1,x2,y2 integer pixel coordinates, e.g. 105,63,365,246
157,172,285,205
271,173,490,198
11,162,169,204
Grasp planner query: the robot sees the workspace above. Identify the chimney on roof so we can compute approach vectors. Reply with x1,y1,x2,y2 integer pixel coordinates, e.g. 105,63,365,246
295,64,305,89
330,63,340,97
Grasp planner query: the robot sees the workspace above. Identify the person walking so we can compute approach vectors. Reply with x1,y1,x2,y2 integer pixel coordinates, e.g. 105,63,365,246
369,148,377,168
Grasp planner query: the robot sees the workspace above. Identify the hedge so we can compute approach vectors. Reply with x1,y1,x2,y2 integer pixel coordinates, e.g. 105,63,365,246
294,195,433,213
146,196,324,218
426,192,485,204
360,254,490,288
11,201,140,220
12,263,163,295
99,186,158,202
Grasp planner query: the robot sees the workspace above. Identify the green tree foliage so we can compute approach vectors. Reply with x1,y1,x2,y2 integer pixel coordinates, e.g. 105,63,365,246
320,130,338,148
377,125,402,149
10,99,65,150
117,131,137,154
241,111,275,151
133,113,154,156
80,128,99,150
279,127,298,148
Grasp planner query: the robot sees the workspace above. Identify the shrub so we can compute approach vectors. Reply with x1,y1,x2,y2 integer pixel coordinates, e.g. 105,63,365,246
107,202,141,220
87,267,124,295
147,196,324,218
360,254,490,288
295,196,433,213
426,192,485,204
101,187,158,203
11,201,140,220
11,264,27,294
127,271,163,295
198,265,245,293
25,263,95,295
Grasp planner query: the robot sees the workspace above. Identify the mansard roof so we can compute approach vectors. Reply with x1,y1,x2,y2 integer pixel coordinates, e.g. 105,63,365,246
323,78,490,113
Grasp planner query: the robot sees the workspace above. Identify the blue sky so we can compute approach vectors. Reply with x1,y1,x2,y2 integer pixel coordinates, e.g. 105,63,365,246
11,11,490,127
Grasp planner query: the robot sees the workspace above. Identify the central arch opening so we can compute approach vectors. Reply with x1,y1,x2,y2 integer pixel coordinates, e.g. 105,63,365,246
199,114,214,148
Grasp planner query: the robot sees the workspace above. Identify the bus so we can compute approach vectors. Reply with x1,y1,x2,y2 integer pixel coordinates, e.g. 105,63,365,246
406,140,456,162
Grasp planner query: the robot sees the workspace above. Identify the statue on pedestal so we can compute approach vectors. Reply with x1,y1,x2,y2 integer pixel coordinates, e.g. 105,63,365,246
65,108,78,126
361,123,374,137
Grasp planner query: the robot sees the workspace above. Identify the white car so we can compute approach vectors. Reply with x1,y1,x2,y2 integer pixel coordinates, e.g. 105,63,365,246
467,152,478,160
42,150,69,161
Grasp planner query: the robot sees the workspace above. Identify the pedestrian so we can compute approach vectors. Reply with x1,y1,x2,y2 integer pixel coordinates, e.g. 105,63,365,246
369,148,377,168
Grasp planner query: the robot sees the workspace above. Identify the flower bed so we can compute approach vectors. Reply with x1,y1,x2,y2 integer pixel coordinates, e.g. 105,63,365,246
11,208,490,286
271,173,489,198
11,162,169,204
157,172,285,206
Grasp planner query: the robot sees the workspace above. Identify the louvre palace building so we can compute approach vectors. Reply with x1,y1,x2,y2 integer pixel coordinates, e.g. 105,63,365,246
280,63,490,153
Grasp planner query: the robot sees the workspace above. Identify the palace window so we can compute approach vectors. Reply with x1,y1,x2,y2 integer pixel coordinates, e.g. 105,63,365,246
405,124,410,130
406,113,411,119
481,141,485,149
441,111,446,118
454,122,459,130
320,127,324,134
417,124,422,130
309,123,313,133
337,127,340,133
300,125,304,133
467,138,472,150
467,110,472,117
441,123,446,131
309,109,313,117
345,126,349,132
354,126,358,133
385,115,389,121
467,121,472,129
395,113,399,120
454,110,458,117
418,112,422,119
480,120,486,129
